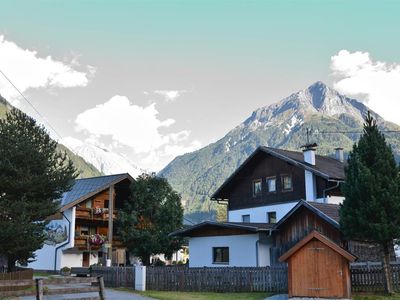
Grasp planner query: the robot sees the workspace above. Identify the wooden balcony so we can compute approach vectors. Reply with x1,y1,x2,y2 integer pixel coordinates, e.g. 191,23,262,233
74,235,124,251
75,207,118,221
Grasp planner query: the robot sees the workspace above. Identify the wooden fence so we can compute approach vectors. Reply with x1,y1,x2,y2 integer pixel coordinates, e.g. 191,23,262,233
92,266,288,292
351,262,400,292
91,266,135,288
147,266,288,292
0,276,105,300
0,268,33,292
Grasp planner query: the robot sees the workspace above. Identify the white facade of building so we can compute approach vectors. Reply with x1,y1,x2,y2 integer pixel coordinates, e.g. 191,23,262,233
188,233,270,268
228,201,298,223
28,207,76,271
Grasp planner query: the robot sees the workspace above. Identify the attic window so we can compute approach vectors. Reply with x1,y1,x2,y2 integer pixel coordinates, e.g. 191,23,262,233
253,179,262,197
266,177,276,192
282,175,293,191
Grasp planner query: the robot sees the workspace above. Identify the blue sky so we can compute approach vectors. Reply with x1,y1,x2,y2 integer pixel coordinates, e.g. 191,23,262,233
0,0,399,172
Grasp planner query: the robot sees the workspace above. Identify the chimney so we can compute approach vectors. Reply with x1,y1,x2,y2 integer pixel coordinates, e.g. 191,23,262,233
302,143,317,165
302,143,317,201
335,147,344,163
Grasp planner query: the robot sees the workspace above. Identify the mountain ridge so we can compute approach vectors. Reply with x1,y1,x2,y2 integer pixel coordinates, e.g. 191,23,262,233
159,82,400,220
0,95,102,179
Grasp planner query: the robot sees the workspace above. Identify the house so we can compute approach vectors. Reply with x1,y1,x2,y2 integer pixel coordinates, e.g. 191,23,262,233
28,173,134,271
171,145,384,267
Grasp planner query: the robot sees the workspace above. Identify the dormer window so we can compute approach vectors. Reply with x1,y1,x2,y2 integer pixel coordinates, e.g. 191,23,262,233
266,177,276,192
253,179,262,197
282,175,293,191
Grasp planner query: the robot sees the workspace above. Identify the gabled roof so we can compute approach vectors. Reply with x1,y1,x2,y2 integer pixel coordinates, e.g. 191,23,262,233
275,200,340,229
169,221,275,237
279,230,356,262
211,146,344,200
60,173,133,212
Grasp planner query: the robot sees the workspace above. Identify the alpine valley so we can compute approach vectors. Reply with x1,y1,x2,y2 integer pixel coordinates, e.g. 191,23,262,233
158,82,400,222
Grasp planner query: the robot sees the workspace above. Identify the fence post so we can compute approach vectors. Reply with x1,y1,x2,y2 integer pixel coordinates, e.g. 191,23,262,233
135,265,146,291
35,278,43,300
98,276,106,300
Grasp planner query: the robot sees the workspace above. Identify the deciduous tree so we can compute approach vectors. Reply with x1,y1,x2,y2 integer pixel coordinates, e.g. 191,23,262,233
117,173,184,265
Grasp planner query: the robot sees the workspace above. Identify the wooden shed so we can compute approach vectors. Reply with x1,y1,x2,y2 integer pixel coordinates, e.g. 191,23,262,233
279,230,356,298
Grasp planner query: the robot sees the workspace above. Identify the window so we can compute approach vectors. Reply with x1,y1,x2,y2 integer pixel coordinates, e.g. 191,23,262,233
242,214,250,222
104,200,109,209
281,175,293,191
253,179,262,197
80,226,89,236
85,199,92,208
213,247,229,264
267,212,277,223
266,177,276,192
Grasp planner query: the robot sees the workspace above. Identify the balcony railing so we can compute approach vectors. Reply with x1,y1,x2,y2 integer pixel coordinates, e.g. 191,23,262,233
74,235,124,250
75,207,118,220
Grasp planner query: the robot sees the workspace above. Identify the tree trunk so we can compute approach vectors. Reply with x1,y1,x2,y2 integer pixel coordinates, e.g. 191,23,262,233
382,241,393,295
7,256,16,273
142,255,150,266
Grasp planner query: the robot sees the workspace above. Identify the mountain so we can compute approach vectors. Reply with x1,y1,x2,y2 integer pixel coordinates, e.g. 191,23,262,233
0,95,102,179
159,82,400,220
62,138,143,178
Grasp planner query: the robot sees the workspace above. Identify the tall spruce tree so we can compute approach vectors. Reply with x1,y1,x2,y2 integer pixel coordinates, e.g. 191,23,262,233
0,109,77,271
340,112,400,294
117,173,184,265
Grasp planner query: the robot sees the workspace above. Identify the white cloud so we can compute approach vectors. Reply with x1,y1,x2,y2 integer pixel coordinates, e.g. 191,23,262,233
331,50,400,125
154,90,186,102
74,95,201,171
0,35,92,103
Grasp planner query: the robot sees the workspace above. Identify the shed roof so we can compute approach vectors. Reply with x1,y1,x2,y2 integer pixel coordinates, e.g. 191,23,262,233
279,230,356,262
275,200,340,229
60,173,133,212
169,221,275,237
211,146,344,200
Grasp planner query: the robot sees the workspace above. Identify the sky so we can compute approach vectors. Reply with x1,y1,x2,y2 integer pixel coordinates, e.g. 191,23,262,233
0,0,399,172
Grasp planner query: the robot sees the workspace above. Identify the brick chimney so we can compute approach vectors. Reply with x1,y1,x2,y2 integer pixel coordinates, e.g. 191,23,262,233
302,143,317,201
335,147,344,163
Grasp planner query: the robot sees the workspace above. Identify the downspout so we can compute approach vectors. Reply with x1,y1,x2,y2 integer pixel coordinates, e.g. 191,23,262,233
255,240,259,267
54,211,71,272
322,181,341,202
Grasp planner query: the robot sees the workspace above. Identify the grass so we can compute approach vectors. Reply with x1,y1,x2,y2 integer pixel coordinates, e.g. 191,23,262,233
115,288,272,300
353,294,400,300
33,272,52,278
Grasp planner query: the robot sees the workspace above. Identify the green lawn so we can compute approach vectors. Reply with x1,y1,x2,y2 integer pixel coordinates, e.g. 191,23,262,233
33,272,52,278
115,288,271,300
353,294,400,300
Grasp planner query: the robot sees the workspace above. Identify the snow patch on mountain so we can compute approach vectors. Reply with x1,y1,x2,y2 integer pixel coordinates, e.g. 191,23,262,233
62,137,143,177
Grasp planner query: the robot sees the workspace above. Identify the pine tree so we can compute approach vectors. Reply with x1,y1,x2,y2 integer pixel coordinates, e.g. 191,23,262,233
117,173,184,265
0,109,77,271
340,112,400,294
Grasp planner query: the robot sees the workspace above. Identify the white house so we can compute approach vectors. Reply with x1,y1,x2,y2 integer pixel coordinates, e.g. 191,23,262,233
28,173,134,271
171,145,354,267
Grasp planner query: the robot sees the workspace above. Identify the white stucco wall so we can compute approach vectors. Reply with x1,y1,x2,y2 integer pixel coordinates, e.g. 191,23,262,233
28,207,76,270
228,201,298,223
61,253,82,268
188,234,271,268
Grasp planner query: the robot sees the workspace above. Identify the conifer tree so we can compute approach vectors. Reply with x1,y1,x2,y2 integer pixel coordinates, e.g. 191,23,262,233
0,109,77,271
117,173,184,265
340,112,400,294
